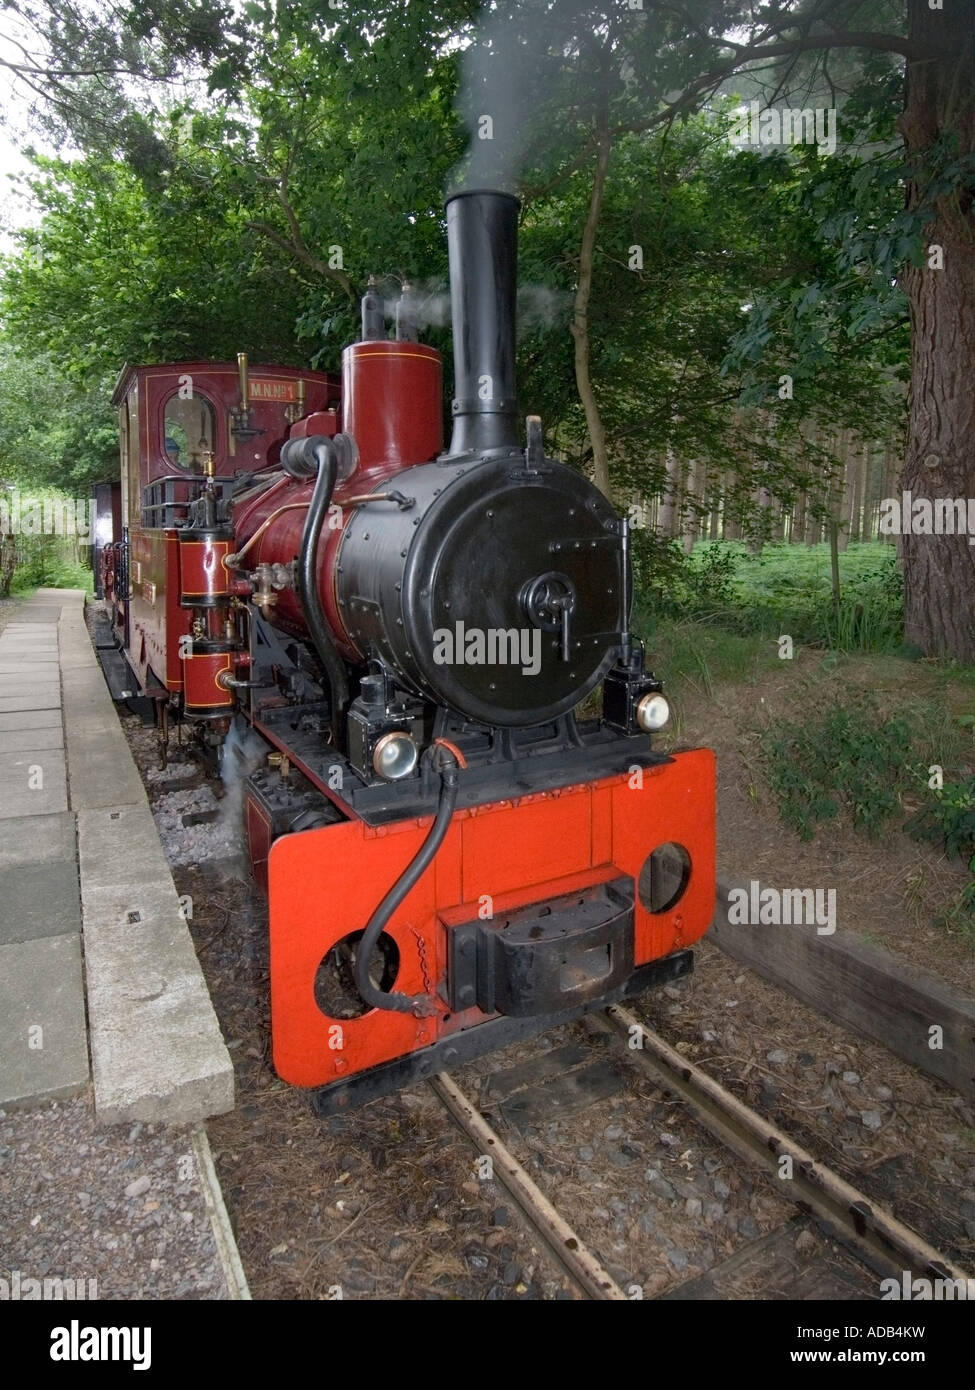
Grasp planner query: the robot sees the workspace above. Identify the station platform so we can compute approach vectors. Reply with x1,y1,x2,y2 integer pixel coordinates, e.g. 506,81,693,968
0,589,246,1299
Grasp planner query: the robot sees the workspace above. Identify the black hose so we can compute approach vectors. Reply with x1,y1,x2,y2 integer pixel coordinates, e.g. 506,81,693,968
354,753,460,1016
297,438,349,748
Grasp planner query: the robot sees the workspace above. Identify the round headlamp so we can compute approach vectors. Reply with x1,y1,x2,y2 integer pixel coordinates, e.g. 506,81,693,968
636,693,670,733
372,731,419,781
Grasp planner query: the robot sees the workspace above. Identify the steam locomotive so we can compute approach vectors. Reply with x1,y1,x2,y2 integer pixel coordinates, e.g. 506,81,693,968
99,189,716,1113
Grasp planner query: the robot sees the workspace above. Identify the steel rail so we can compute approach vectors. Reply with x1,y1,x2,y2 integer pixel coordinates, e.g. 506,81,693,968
598,1005,972,1287
429,1071,629,1300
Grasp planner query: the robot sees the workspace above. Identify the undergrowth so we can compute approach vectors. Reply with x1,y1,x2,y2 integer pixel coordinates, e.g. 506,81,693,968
758,698,975,942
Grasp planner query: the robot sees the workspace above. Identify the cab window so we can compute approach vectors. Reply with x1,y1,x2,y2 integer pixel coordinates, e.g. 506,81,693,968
163,393,216,471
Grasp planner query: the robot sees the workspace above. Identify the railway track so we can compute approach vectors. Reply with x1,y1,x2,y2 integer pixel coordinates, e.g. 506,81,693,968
431,1006,973,1302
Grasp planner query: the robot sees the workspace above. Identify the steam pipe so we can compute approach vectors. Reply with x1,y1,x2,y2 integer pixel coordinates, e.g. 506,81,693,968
620,515,632,665
296,437,349,748
444,189,521,458
237,352,250,409
354,745,461,1015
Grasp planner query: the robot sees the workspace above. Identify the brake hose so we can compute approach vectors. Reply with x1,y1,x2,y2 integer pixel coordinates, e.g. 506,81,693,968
354,745,461,1016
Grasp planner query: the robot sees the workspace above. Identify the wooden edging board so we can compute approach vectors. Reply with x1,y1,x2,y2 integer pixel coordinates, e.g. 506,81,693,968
711,877,975,1101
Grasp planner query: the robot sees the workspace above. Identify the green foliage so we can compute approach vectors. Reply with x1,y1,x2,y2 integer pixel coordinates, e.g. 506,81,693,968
758,698,975,945
0,0,916,516
634,540,904,653
905,760,975,941
906,774,975,864
758,697,916,841
1,154,311,381
0,348,118,492
1,478,96,596
11,542,93,594
641,618,777,695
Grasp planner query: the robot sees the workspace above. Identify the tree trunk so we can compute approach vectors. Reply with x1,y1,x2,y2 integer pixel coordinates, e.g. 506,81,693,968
721,468,740,539
571,114,612,499
0,534,16,598
898,0,975,661
794,490,808,545
708,490,720,540
881,433,898,544
837,429,855,552
682,458,700,554
747,484,772,555
855,440,871,543
657,446,679,538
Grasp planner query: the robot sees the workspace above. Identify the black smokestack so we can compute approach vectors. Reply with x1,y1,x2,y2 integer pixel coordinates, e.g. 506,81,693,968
444,188,520,458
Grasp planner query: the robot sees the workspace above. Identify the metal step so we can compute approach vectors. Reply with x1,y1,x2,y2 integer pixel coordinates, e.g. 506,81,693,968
92,616,120,651
96,643,139,701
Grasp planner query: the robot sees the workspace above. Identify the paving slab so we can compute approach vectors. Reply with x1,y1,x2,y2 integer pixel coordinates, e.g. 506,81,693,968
0,810,76,867
0,861,81,944
0,679,61,697
63,672,146,810
0,760,68,816
0,708,62,732
63,593,234,1125
0,694,61,714
0,725,63,754
78,802,178,892
6,606,62,622
0,933,90,1106
0,744,66,774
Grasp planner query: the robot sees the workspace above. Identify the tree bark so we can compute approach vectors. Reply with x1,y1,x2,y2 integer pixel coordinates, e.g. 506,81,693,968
838,429,855,553
853,440,869,542
881,433,898,545
658,446,679,539
682,458,700,554
898,0,975,661
571,113,612,499
794,489,808,545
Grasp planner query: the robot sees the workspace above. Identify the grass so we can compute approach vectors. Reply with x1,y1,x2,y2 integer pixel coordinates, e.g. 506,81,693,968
639,615,780,694
9,550,93,595
631,536,975,948
634,538,905,656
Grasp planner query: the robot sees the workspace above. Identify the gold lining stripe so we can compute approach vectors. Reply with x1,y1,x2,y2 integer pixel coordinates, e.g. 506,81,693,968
346,350,441,362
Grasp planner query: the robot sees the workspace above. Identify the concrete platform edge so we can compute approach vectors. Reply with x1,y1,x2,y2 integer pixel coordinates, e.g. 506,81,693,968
62,596,234,1127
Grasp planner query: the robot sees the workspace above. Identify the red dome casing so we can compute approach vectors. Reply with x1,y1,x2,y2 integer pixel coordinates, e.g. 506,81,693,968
231,339,443,655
